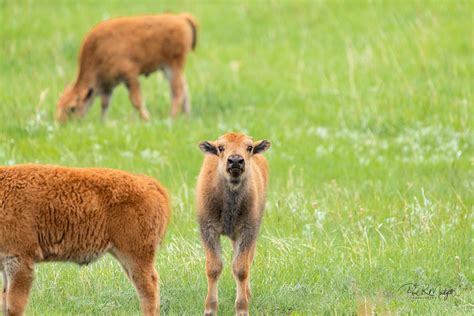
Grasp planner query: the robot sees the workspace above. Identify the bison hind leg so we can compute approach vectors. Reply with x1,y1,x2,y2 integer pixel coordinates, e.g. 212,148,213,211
110,248,159,316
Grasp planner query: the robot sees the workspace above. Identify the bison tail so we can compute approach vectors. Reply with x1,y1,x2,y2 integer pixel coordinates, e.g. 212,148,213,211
181,13,198,50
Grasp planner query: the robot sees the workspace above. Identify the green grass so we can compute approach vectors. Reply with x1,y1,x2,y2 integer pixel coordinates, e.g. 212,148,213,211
0,0,473,314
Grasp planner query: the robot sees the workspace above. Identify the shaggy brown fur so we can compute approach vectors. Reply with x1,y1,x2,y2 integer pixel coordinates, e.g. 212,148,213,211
0,164,170,316
196,132,271,316
56,13,198,123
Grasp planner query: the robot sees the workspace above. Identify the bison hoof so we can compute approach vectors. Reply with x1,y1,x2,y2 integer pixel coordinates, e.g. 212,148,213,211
140,110,150,121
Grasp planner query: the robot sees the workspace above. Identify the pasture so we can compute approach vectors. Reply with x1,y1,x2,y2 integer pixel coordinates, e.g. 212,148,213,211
0,0,472,314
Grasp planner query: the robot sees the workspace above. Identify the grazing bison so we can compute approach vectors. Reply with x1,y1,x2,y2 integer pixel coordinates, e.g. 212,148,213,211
0,165,170,316
56,13,198,123
196,132,271,315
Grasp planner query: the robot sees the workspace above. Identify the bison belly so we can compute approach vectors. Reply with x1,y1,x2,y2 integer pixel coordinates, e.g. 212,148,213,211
36,204,111,265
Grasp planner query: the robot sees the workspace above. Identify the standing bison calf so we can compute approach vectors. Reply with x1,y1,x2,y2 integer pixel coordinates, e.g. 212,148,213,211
56,13,198,123
196,132,271,315
0,165,170,316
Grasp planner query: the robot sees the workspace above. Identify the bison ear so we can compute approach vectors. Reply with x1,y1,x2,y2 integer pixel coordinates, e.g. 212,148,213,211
199,141,218,155
253,140,271,154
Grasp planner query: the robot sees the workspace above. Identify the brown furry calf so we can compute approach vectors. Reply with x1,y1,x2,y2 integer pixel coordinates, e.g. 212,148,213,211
0,165,170,316
196,132,271,315
56,13,198,123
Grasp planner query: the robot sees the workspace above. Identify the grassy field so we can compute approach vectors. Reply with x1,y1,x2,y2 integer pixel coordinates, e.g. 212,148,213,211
1,0,473,314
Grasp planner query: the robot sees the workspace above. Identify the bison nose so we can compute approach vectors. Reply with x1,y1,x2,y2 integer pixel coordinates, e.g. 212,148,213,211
227,155,245,169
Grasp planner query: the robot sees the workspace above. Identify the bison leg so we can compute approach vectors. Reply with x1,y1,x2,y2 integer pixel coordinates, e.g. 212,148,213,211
246,243,256,299
100,92,112,121
130,262,159,316
232,232,257,316
4,257,34,316
166,65,188,118
200,227,223,316
109,249,131,281
2,269,7,315
112,249,159,316
182,76,191,115
126,76,150,121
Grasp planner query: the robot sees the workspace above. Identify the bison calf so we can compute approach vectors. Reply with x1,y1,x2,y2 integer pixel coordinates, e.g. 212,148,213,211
56,13,198,123
196,132,271,315
0,165,170,316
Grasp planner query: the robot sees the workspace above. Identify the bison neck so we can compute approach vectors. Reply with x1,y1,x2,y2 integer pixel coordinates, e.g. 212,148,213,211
221,179,250,237
75,66,97,89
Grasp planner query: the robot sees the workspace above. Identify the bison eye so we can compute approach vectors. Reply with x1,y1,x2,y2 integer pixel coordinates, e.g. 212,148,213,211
247,145,253,152
218,145,224,152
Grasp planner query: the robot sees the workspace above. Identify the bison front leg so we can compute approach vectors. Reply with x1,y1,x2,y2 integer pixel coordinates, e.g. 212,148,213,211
200,226,223,316
100,92,112,121
4,257,34,316
126,76,150,121
232,231,257,316
2,269,7,315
